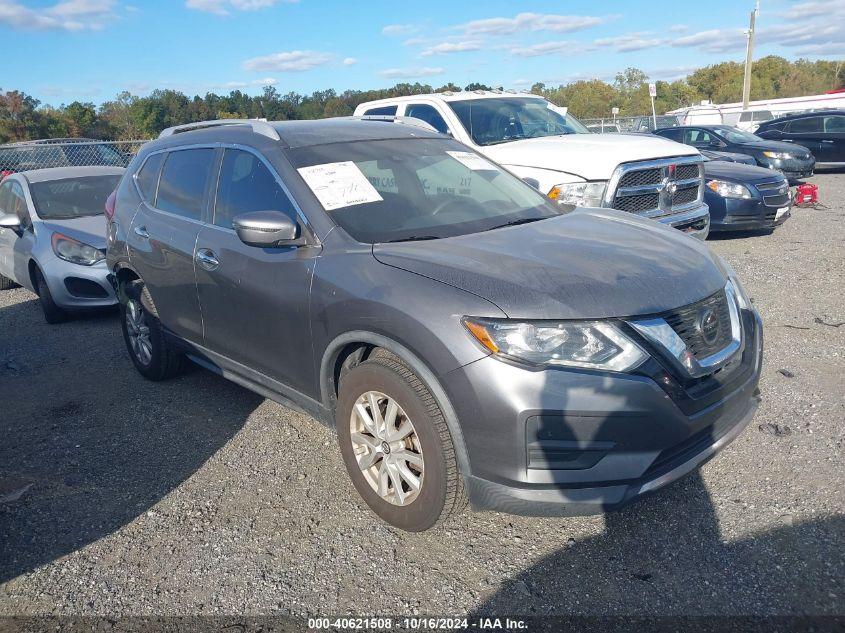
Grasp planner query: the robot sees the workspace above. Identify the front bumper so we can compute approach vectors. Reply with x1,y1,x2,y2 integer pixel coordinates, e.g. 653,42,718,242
39,255,116,310
445,309,762,517
655,203,710,240
709,193,792,232
758,156,815,183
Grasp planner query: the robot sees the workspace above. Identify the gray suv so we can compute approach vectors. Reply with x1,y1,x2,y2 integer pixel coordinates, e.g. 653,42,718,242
107,118,763,532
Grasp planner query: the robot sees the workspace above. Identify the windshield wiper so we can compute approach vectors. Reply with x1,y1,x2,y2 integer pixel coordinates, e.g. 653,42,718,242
484,217,544,232
386,235,440,243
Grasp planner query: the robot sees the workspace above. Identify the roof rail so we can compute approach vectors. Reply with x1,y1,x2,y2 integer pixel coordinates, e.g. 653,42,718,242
158,119,280,141
358,115,439,134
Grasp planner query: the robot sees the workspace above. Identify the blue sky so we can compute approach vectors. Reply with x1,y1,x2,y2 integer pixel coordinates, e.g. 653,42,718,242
2,0,844,105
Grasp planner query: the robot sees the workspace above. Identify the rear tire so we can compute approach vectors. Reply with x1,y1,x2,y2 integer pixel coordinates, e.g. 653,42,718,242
336,350,466,531
34,268,69,324
120,281,184,381
0,275,16,290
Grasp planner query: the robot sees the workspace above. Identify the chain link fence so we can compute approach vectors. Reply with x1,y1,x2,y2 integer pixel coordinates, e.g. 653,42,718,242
0,140,151,175
581,115,682,133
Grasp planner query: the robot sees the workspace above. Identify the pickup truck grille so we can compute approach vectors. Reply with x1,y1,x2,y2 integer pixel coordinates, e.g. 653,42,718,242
607,157,704,219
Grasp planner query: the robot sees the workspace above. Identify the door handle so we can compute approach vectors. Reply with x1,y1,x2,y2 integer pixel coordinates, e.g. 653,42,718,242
195,248,219,271
821,140,834,143
133,226,150,239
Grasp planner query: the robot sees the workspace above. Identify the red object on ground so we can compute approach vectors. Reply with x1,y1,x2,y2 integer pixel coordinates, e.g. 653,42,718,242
795,183,818,206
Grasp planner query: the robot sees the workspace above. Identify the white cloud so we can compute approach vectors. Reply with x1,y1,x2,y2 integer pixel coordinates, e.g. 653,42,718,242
0,0,118,31
210,77,277,90
462,12,610,36
594,32,663,52
776,0,845,20
670,28,746,53
342,57,357,66
382,23,417,36
186,0,297,15
242,50,333,72
668,24,688,32
420,40,482,56
510,41,591,58
378,66,444,79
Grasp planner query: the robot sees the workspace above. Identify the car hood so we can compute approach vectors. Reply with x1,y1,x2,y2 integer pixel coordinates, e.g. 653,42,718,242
39,215,107,249
736,140,812,157
704,160,787,183
480,133,700,180
372,210,726,320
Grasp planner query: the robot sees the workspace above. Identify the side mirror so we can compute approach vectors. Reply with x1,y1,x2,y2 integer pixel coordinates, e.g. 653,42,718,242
232,210,302,248
709,139,726,148
522,177,540,190
0,214,21,230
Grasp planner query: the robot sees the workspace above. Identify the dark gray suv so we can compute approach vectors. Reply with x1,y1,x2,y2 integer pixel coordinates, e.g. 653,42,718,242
107,118,763,532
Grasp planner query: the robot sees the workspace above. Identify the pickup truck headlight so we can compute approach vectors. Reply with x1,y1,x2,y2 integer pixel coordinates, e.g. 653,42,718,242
706,179,752,199
463,317,647,372
51,233,105,266
547,181,607,207
762,151,792,160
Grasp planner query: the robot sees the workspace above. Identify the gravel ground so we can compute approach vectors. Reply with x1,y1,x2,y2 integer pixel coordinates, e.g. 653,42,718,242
0,171,843,621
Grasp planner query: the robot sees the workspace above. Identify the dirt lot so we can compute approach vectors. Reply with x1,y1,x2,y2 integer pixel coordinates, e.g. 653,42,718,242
0,172,843,620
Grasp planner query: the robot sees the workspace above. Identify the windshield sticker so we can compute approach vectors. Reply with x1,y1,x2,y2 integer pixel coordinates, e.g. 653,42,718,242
446,151,499,172
297,161,383,210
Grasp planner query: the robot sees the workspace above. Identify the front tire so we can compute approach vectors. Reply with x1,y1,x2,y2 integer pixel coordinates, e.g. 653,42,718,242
336,351,466,531
34,268,68,324
120,281,184,381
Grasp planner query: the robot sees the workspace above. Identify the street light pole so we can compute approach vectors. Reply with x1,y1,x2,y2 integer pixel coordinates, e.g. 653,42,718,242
742,1,759,110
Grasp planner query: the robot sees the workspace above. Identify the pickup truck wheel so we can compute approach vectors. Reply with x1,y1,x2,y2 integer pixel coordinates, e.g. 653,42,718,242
34,268,69,324
120,283,184,381
0,275,16,290
336,351,466,531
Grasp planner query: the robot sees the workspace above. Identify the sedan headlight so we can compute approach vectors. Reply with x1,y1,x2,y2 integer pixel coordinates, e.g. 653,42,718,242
762,151,792,160
547,181,607,207
463,317,647,372
51,233,105,266
706,179,752,199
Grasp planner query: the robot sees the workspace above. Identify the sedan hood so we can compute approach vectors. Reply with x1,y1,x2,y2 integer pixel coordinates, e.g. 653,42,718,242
40,215,107,249
704,160,787,184
373,210,726,320
738,140,812,157
481,133,700,180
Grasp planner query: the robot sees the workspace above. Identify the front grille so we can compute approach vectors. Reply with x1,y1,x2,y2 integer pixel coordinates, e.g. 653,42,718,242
614,193,659,213
609,158,702,218
661,289,733,360
757,179,791,208
618,168,661,188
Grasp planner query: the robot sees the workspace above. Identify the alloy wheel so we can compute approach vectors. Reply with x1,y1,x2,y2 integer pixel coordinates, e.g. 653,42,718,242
125,298,152,366
349,390,425,506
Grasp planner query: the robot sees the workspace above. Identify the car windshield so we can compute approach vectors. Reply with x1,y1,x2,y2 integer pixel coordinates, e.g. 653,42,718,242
289,138,562,244
716,127,763,144
448,97,590,146
30,175,122,220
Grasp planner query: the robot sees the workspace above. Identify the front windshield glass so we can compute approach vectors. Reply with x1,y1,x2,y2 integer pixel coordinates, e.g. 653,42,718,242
30,175,121,219
716,126,763,144
448,97,590,146
289,138,562,244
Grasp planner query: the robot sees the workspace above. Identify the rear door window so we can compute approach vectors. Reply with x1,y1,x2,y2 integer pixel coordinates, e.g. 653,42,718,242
685,129,712,145
824,115,845,133
156,148,215,220
405,104,450,134
214,149,297,229
135,152,165,204
787,117,823,134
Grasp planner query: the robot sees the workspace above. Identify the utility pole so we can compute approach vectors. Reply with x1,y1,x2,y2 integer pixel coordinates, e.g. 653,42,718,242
742,1,759,109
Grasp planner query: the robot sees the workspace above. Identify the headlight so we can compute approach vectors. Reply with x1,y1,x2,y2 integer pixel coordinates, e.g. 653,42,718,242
762,151,792,160
715,255,753,311
706,179,752,199
51,233,105,266
463,317,647,372
547,181,607,207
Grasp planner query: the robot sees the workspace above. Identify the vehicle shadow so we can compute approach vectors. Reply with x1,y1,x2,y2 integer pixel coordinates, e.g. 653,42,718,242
707,229,775,241
0,296,262,583
470,472,844,619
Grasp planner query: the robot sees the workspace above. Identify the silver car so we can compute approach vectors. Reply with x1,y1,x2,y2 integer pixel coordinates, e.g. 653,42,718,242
0,166,123,322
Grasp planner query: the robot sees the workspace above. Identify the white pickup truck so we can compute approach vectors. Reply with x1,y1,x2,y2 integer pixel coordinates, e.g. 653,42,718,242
354,91,710,239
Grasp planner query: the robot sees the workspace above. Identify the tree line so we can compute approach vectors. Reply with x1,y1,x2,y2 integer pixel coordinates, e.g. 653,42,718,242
0,56,842,143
